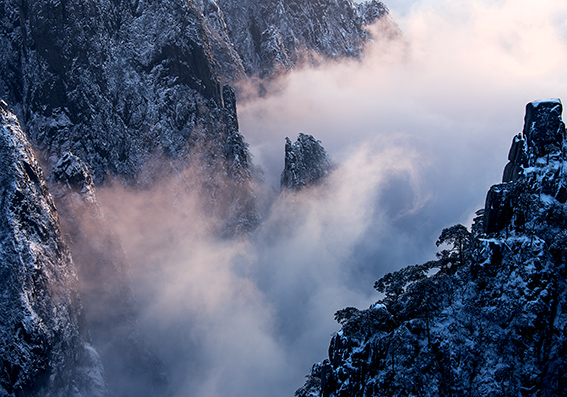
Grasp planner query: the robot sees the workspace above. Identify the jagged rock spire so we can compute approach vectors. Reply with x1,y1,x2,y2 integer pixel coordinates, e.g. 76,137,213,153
280,133,331,190
523,99,565,160
503,99,565,183
487,99,566,234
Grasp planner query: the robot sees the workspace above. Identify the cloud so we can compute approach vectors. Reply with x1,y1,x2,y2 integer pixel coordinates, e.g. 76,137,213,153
234,1,567,389
238,0,567,269
94,143,409,396
88,1,567,396
240,0,567,163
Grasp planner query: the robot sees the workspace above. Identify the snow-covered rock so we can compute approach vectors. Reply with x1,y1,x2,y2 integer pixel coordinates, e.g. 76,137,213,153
296,100,567,397
212,0,393,78
281,133,332,190
0,0,245,184
0,0,392,185
0,104,107,396
0,0,264,235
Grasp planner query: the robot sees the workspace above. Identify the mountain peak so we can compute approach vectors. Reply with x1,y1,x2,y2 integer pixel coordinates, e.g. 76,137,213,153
523,98,564,160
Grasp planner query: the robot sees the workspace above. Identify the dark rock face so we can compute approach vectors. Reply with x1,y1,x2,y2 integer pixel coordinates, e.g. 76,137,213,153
0,106,106,396
502,100,564,183
199,0,247,82
296,100,567,397
213,0,392,78
0,0,391,186
50,152,97,201
524,100,565,160
0,0,266,237
281,133,332,190
0,0,244,185
502,133,528,183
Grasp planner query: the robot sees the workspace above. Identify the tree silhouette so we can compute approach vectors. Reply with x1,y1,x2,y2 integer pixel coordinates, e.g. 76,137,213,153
436,224,473,268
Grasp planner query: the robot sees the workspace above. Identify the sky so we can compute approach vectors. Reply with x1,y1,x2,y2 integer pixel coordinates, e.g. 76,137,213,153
98,0,567,396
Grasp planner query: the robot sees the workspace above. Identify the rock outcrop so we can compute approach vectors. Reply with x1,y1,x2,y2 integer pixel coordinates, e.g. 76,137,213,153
281,133,332,190
0,104,106,396
296,100,567,397
502,99,564,183
213,0,392,78
489,99,566,233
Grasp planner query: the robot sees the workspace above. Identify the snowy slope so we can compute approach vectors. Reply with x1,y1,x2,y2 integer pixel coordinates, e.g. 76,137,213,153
0,0,237,183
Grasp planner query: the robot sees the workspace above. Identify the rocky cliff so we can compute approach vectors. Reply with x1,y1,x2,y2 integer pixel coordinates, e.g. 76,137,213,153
213,0,391,78
296,99,567,397
0,0,244,184
0,103,106,396
0,0,389,185
0,0,386,229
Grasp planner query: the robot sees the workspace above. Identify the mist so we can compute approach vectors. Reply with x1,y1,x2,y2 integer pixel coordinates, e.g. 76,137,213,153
94,0,567,396
239,0,567,290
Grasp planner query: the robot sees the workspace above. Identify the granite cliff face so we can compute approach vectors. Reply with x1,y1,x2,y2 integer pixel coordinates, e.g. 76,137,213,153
0,0,390,185
212,0,391,78
0,104,106,396
0,0,243,184
296,100,567,397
